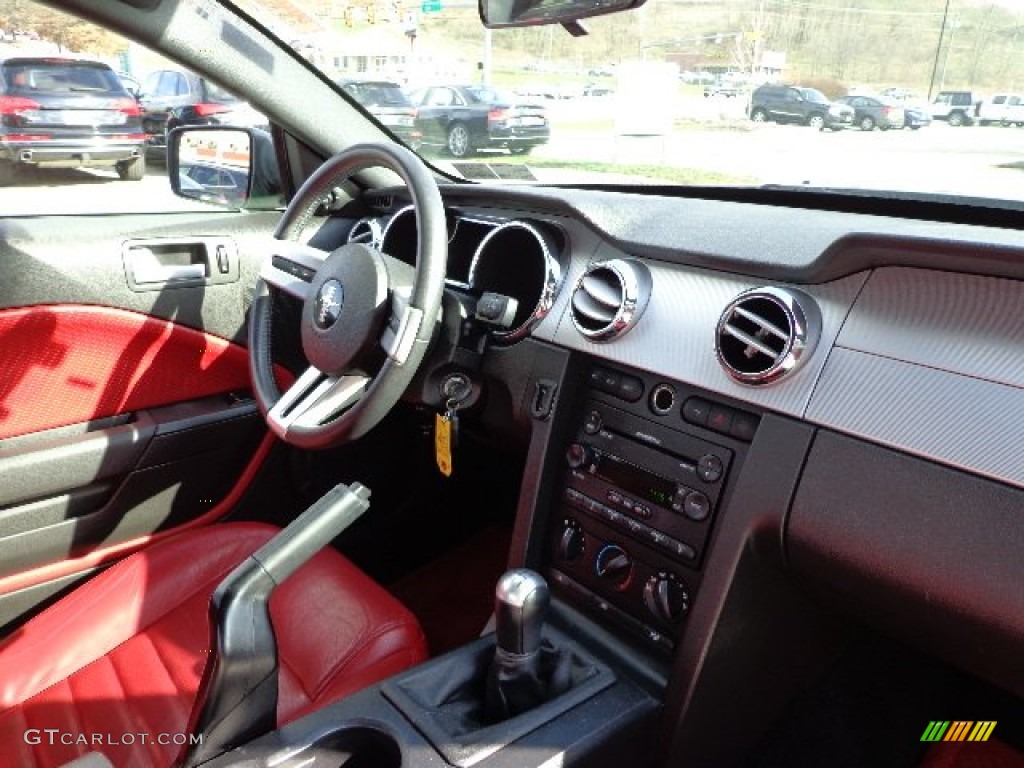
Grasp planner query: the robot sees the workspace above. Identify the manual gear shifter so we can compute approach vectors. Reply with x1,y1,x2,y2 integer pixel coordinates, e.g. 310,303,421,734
485,568,571,721
494,568,550,658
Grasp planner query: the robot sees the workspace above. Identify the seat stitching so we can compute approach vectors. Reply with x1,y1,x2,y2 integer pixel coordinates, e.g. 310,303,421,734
134,627,196,717
0,566,236,717
102,643,166,766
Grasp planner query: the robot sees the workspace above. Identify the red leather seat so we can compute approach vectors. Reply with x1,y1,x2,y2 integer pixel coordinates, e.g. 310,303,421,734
0,522,428,768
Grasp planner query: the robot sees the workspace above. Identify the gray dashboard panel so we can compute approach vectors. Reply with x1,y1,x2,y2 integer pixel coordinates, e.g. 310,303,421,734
434,185,1024,283
806,347,1024,489
546,254,868,417
836,266,1024,389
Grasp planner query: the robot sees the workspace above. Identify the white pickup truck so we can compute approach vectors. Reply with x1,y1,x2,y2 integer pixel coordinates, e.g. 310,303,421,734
977,93,1024,126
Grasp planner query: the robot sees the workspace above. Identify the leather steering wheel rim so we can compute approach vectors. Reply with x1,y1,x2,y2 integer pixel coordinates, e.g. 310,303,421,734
248,142,446,449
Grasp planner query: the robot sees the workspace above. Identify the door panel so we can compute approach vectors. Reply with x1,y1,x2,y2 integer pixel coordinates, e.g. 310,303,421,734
0,305,252,439
0,211,282,626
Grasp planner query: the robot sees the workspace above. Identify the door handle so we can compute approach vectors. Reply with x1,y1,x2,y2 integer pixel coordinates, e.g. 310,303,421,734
128,246,207,284
122,238,238,291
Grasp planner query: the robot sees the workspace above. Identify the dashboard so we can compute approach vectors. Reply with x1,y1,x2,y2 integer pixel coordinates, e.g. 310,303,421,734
307,183,1024,763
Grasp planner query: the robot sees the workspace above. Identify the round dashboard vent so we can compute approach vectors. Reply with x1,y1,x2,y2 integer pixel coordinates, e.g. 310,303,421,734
716,287,819,385
570,259,652,342
347,217,381,247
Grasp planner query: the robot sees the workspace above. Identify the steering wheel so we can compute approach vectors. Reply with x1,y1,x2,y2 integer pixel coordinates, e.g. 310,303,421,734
248,143,447,449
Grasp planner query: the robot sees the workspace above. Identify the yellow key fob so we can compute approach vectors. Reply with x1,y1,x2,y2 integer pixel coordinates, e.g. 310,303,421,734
435,412,453,477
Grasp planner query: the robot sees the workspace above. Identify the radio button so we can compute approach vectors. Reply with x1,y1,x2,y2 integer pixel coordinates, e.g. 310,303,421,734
583,410,603,434
618,375,644,402
707,406,734,434
566,443,593,469
697,454,724,483
730,411,760,441
683,491,711,522
682,397,711,426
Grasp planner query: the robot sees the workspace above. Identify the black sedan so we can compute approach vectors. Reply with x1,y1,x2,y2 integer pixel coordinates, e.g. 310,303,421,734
834,95,906,131
337,78,421,150
139,69,267,162
406,85,549,158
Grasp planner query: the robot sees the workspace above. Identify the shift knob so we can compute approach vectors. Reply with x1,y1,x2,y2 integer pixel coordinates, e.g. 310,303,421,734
494,568,550,656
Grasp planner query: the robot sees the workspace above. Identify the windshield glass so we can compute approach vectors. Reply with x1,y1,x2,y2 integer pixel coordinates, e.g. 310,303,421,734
0,0,1021,207
233,0,1024,201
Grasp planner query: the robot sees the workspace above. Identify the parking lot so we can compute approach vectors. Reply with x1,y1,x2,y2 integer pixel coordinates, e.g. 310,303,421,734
2,96,1023,211
532,94,1024,198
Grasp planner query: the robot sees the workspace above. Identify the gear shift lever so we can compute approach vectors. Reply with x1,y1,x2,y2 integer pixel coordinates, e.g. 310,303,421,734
486,568,568,721
494,568,550,658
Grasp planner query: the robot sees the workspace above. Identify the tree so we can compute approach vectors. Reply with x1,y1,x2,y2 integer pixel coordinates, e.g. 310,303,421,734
0,0,123,55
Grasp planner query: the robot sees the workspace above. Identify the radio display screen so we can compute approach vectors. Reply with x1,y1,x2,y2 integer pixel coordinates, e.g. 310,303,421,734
593,452,677,508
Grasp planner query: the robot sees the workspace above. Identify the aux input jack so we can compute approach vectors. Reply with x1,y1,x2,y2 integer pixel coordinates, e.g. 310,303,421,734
649,383,676,416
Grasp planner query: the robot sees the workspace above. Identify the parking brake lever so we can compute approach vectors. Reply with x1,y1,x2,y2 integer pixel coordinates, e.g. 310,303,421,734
179,482,372,767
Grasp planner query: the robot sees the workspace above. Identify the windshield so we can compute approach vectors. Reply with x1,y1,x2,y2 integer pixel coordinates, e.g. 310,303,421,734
1,0,1022,207
231,0,1024,201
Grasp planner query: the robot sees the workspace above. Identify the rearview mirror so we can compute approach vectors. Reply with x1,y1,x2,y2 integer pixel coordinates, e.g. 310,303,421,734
479,0,645,28
168,126,283,209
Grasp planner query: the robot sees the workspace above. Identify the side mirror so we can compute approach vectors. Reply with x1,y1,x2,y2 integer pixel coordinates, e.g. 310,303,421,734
168,126,283,209
479,0,645,28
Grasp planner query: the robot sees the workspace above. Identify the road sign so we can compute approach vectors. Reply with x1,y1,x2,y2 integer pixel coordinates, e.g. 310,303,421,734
421,0,442,12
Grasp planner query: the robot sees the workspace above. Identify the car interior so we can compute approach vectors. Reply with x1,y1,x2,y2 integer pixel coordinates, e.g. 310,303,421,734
0,1,1022,767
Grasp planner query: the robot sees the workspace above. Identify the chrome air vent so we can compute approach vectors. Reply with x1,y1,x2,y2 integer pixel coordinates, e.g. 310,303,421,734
716,287,819,385
347,217,381,247
570,259,652,342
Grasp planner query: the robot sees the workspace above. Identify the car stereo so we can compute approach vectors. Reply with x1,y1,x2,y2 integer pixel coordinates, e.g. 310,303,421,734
546,390,735,653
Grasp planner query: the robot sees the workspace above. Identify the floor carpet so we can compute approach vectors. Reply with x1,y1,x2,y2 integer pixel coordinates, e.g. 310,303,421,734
388,525,512,656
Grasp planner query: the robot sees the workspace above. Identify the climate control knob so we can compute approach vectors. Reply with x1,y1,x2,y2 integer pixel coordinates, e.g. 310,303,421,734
643,572,691,622
559,519,585,562
594,544,633,589
565,443,593,469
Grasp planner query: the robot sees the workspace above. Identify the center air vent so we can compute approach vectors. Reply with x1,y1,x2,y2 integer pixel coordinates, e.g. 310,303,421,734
716,287,819,385
570,259,652,342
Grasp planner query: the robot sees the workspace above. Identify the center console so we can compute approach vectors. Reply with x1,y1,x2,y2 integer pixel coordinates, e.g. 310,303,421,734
544,363,757,656
201,355,760,768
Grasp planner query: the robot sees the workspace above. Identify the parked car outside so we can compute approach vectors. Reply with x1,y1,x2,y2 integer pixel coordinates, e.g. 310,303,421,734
929,90,979,126
407,84,549,157
336,78,421,149
139,68,267,162
833,95,906,131
750,84,853,130
0,54,146,183
901,103,932,129
703,76,744,98
977,93,1024,127
116,71,141,98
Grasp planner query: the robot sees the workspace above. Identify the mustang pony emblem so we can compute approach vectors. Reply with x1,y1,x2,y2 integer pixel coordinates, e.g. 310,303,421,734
314,279,344,330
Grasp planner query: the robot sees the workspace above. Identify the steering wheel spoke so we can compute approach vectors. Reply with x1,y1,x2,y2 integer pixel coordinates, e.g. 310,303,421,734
267,366,370,437
258,239,330,301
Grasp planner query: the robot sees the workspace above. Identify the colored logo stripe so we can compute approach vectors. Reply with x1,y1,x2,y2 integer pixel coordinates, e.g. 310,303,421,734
921,721,996,742
944,722,974,741
968,722,997,742
921,722,950,742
